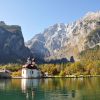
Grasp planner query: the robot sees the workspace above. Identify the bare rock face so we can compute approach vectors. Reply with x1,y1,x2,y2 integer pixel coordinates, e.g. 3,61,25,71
26,23,69,60
0,21,31,63
26,11,100,61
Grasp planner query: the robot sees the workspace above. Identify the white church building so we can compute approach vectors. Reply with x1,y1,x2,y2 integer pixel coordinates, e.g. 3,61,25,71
22,57,42,78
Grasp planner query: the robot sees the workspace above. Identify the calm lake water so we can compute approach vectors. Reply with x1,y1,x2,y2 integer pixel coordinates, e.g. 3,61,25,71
0,78,100,100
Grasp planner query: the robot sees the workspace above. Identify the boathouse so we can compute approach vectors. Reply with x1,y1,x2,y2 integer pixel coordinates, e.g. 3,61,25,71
0,69,11,78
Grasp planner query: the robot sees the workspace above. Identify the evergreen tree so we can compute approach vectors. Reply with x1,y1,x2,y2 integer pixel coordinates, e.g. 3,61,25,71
70,56,75,62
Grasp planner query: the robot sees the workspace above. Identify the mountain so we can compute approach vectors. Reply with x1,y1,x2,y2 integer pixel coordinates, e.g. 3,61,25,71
26,23,68,59
79,45,100,61
0,21,31,63
26,11,100,61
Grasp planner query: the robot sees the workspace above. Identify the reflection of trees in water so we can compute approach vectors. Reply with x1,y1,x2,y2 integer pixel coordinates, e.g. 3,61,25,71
11,79,21,89
39,78,100,100
1,78,100,93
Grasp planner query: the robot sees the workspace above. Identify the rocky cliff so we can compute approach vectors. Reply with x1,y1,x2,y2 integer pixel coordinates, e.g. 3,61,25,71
0,21,31,63
26,11,100,61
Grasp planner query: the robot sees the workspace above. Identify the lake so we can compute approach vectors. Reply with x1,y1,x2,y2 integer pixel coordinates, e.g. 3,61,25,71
0,78,100,100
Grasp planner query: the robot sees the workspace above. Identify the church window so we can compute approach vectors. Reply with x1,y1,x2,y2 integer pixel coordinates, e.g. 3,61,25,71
23,71,24,74
32,71,33,74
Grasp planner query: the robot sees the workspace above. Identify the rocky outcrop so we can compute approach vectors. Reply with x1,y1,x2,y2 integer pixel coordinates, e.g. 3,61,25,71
26,11,100,61
0,21,31,63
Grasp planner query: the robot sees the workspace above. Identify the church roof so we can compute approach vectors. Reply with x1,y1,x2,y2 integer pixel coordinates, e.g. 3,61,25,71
22,64,38,70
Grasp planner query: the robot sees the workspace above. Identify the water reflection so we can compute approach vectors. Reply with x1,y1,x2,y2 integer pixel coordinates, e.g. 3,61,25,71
72,90,76,98
0,79,11,90
21,79,39,92
21,78,100,100
0,78,100,100
21,79,40,100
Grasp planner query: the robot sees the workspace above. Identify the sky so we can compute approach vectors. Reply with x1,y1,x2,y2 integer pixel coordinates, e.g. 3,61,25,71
0,0,100,41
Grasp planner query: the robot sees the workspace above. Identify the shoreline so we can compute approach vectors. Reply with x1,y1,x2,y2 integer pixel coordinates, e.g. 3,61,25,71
11,75,100,79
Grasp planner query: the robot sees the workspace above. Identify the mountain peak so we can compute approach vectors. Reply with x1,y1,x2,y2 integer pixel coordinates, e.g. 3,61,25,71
83,11,100,21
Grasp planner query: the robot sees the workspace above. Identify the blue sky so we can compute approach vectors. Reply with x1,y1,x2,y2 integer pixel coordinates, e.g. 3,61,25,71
0,0,100,41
